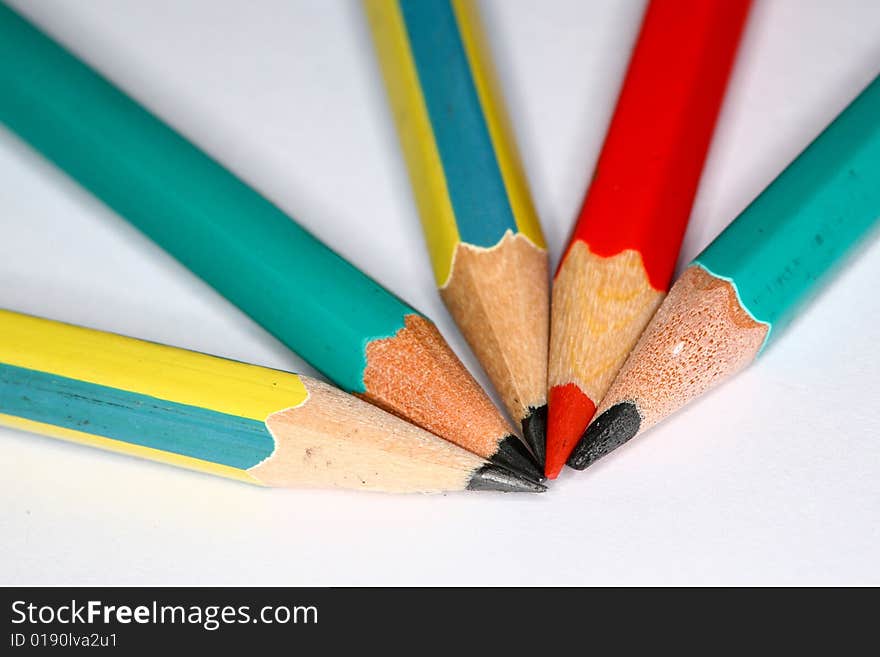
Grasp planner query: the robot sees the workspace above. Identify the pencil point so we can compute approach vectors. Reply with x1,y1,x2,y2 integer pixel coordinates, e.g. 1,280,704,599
492,434,545,482
545,383,596,479
520,404,547,469
567,402,641,470
467,465,547,493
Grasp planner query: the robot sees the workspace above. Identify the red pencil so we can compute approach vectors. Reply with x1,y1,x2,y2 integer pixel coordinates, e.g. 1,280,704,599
546,0,752,478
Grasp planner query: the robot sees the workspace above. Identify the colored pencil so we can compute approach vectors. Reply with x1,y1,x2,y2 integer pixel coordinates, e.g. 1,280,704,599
365,0,550,464
569,74,880,470
0,310,545,494
0,3,542,482
545,0,751,478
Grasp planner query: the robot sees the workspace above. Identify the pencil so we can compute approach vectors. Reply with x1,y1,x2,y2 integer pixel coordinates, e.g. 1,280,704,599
0,310,545,494
0,3,542,482
365,0,550,465
545,0,751,478
569,73,880,470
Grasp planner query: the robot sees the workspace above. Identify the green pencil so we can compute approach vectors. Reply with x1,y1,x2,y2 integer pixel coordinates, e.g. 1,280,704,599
0,3,541,481
569,73,880,469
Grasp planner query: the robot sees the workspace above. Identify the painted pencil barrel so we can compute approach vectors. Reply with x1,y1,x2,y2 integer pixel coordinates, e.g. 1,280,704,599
0,2,410,395
695,73,880,345
0,309,304,485
366,0,550,462
562,0,752,289
571,74,880,470
365,0,545,286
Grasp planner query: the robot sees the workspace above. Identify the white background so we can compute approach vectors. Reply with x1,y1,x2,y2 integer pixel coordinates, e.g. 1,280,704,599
1,0,879,585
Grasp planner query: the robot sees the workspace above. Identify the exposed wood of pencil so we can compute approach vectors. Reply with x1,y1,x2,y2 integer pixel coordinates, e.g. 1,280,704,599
440,232,549,461
546,244,664,477
567,265,767,470
257,379,544,493
362,313,543,482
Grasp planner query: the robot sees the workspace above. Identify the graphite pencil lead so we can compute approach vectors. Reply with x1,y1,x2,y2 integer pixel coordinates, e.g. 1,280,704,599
520,404,547,468
492,434,544,483
467,465,547,494
567,402,642,470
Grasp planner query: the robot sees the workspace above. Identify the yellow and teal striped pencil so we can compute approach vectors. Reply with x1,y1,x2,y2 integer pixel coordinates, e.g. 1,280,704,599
366,0,551,464
0,310,544,494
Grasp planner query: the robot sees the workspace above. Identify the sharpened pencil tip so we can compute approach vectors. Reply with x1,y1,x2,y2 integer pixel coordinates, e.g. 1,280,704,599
492,434,545,482
567,401,642,470
546,383,597,479
521,404,547,469
467,464,547,493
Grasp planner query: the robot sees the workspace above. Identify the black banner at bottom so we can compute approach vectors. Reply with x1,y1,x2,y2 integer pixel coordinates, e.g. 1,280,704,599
0,586,866,651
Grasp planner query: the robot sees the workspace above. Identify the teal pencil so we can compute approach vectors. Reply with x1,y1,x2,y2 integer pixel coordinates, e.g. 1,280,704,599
0,3,541,480
570,73,880,469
